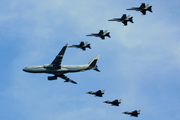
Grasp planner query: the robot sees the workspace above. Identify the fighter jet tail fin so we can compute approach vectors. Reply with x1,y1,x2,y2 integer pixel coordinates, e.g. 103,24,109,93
148,6,152,12
105,32,111,38
102,89,106,94
129,17,134,23
118,99,122,103
137,109,141,114
86,44,91,49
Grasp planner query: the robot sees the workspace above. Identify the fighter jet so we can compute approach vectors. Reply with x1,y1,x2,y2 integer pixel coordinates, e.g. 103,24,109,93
68,42,91,51
23,44,100,84
126,3,152,15
108,14,133,26
86,30,111,40
86,89,105,97
103,99,122,106
123,110,141,117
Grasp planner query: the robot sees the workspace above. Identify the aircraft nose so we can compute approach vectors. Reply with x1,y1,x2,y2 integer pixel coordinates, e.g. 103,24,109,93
23,67,28,72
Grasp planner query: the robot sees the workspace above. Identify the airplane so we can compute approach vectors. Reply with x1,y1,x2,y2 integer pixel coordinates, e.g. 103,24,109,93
108,14,133,26
86,89,105,97
126,3,152,15
103,99,122,106
86,30,111,40
68,42,91,51
23,44,100,84
123,110,141,117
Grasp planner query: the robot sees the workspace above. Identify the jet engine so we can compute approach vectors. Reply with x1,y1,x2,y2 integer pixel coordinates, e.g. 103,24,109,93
48,76,57,80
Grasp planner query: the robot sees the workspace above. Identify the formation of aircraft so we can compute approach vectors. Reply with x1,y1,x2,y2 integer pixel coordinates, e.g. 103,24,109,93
123,110,141,117
68,42,91,51
127,3,153,15
86,89,105,97
23,44,100,84
22,2,152,118
103,99,122,106
108,14,134,26
86,30,111,40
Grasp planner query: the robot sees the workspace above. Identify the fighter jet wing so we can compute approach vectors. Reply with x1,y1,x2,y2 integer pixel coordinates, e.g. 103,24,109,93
141,10,146,15
79,42,84,47
121,14,127,20
101,36,105,39
51,44,68,66
98,30,104,35
81,47,86,51
122,21,127,26
58,74,78,84
140,3,145,9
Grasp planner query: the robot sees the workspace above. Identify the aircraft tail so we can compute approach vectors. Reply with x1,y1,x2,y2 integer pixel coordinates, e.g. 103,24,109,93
129,17,134,23
105,32,111,38
86,44,91,49
137,109,141,114
102,89,106,94
148,6,152,12
86,55,100,72
118,99,122,103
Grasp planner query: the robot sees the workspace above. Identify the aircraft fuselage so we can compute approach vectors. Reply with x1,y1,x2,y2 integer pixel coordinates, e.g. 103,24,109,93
23,64,93,75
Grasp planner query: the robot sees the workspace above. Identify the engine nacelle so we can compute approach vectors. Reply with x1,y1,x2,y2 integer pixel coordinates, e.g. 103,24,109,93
48,76,57,80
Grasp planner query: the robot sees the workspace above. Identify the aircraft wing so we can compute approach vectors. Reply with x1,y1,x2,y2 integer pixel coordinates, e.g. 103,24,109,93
79,42,84,47
140,3,145,9
122,21,127,26
98,30,104,35
81,47,86,51
51,44,68,66
58,74,77,84
141,10,146,15
121,14,127,20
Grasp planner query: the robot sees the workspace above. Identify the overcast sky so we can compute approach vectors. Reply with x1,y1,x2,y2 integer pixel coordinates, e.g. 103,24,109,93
0,0,180,120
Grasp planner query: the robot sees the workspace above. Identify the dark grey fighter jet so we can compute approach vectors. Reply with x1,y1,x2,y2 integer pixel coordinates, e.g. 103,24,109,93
123,110,141,117
68,42,91,51
23,44,100,84
108,14,133,26
87,89,105,97
86,30,111,40
103,99,122,106
127,3,152,15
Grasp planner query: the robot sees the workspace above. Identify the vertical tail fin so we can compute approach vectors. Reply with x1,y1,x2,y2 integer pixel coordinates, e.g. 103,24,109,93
103,30,108,35
87,55,100,66
86,55,100,72
145,4,149,8
102,89,106,94
137,109,141,114
118,99,122,103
